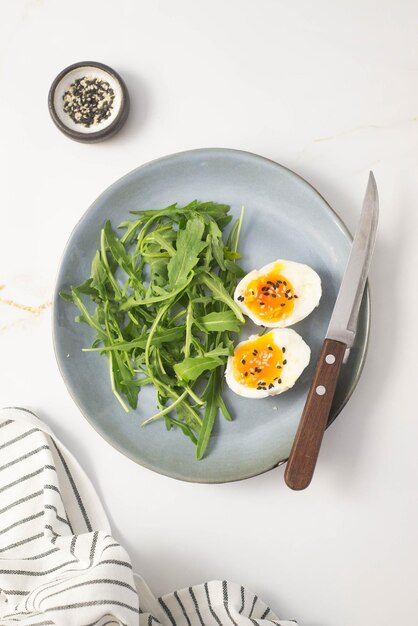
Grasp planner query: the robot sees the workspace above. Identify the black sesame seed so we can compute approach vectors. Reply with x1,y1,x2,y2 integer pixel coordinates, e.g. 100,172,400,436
267,280,275,286
271,294,277,298
241,359,246,365
244,372,248,377
268,384,274,389
282,347,286,353
280,303,286,307
294,295,298,299
278,378,282,384
283,281,287,286
283,359,287,365
268,346,273,351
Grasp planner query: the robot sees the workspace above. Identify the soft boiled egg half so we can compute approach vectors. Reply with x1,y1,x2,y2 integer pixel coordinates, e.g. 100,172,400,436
234,259,321,327
225,329,310,399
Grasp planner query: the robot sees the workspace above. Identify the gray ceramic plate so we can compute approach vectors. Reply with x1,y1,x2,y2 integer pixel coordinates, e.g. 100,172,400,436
53,148,369,483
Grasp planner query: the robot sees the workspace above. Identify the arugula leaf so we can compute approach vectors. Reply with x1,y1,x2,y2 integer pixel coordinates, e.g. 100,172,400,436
174,355,223,383
223,260,246,278
198,311,242,333
209,221,226,270
104,221,133,274
200,273,245,322
167,214,206,287
196,369,221,460
224,248,241,261
83,326,186,352
218,393,233,421
120,276,192,309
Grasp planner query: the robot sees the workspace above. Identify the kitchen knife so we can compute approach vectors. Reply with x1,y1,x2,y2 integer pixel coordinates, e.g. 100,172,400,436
284,172,379,490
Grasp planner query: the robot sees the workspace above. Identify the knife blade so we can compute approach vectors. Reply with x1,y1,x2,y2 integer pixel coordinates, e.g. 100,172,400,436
327,172,379,348
284,172,379,490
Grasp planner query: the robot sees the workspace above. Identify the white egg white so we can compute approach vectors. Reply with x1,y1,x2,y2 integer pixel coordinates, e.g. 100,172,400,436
225,328,311,399
234,259,321,328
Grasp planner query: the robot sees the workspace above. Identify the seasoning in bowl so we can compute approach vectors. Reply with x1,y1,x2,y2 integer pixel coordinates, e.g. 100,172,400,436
63,77,115,127
48,61,129,143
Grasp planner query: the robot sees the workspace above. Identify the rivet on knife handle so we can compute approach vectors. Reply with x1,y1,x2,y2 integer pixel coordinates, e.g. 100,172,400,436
284,339,346,490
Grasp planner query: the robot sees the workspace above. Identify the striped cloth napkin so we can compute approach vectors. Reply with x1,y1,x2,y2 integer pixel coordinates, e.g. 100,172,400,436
0,407,297,626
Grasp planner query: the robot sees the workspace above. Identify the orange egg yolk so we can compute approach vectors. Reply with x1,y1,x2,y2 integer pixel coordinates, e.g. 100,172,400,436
239,269,296,322
233,332,285,389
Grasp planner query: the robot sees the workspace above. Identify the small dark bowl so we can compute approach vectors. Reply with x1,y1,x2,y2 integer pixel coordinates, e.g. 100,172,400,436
48,61,130,143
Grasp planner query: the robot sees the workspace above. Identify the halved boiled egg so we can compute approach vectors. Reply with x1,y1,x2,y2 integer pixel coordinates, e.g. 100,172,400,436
234,259,321,327
225,329,310,399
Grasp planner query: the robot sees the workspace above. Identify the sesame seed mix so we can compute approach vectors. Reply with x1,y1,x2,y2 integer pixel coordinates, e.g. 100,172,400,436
63,76,115,127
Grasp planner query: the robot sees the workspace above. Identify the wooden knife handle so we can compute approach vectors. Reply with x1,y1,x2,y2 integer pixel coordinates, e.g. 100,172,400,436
284,338,347,490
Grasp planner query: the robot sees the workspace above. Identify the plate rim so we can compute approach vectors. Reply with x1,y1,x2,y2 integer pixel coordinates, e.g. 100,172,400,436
52,147,371,483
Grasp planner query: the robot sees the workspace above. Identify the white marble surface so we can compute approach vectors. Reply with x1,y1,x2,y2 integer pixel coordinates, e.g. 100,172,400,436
1,1,417,624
